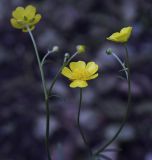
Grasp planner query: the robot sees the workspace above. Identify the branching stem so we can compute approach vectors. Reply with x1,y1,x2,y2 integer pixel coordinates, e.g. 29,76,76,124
26,26,52,160
95,44,131,155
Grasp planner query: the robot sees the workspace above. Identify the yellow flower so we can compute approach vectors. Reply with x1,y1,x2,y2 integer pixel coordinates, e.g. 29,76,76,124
10,5,42,32
106,26,133,43
62,61,99,88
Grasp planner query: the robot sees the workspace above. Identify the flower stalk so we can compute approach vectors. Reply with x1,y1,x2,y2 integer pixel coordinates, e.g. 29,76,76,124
77,88,93,157
41,49,57,67
95,44,131,155
48,52,78,94
26,25,48,99
26,25,52,160
26,25,80,160
112,52,128,80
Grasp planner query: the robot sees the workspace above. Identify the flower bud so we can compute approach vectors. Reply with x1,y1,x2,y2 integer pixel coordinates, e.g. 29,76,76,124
64,53,70,62
52,46,59,52
76,45,86,54
106,48,112,55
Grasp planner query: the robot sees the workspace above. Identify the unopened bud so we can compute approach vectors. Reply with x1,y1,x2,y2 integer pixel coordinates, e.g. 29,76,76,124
76,45,86,54
52,46,59,52
106,48,112,55
64,53,70,62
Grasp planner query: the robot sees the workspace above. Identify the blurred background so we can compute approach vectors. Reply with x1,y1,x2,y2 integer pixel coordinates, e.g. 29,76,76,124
0,0,152,160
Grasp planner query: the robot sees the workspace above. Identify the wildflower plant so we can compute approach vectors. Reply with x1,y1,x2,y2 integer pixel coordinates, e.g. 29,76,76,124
11,4,133,160
94,27,132,159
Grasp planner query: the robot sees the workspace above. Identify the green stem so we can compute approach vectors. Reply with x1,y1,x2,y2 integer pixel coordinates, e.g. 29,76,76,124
95,44,131,155
26,26,47,99
49,64,65,95
77,89,93,157
48,52,78,95
26,26,52,160
45,98,52,160
41,50,54,66
112,52,128,80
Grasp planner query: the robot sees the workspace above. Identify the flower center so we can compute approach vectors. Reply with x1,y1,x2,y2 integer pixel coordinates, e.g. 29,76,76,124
72,69,89,80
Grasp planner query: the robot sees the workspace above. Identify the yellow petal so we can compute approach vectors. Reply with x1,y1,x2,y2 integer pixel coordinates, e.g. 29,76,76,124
24,5,36,19
61,67,73,79
106,26,133,43
70,61,86,71
115,34,128,42
86,62,98,75
70,80,88,88
10,18,23,29
120,26,132,34
12,7,25,20
106,32,120,42
31,14,42,25
22,25,35,32
86,73,98,80
120,26,132,42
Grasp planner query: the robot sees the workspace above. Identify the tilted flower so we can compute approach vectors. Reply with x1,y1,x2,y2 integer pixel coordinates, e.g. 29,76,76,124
106,26,133,43
10,5,42,32
61,61,99,88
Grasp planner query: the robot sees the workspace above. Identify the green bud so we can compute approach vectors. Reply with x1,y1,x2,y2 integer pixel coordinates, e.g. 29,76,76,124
106,48,112,55
76,45,86,54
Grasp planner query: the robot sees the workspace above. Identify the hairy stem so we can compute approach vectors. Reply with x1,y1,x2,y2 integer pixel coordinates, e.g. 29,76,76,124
95,44,131,155
77,89,93,157
48,52,78,95
26,26,52,160
26,26,47,99
112,52,128,80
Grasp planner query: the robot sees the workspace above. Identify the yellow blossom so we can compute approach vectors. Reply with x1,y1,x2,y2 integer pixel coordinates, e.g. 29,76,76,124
10,5,42,32
106,26,133,43
62,61,99,88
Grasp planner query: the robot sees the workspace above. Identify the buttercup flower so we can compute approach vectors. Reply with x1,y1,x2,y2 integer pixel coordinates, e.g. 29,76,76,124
62,61,99,88
10,5,42,32
107,26,132,43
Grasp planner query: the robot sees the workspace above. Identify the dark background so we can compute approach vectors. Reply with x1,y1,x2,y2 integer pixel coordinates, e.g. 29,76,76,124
0,0,152,160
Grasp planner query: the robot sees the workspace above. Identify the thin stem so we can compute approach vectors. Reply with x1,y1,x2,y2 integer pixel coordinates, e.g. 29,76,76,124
43,51,78,158
95,44,131,155
67,52,78,63
112,52,128,80
48,63,65,95
45,98,52,160
77,89,93,157
26,26,47,99
48,52,78,95
41,50,54,66
26,26,52,160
